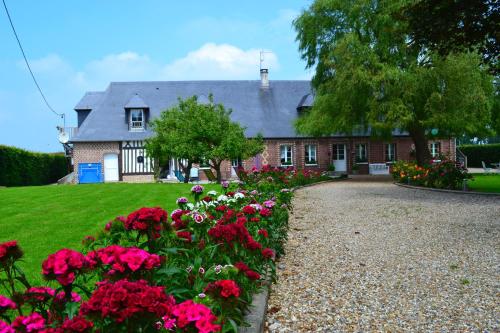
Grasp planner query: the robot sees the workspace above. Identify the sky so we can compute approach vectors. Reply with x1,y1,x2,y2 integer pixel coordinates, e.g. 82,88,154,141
0,0,314,152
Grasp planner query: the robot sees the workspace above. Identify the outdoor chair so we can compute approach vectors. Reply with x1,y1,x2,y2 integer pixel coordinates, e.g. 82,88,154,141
174,170,185,182
481,161,493,174
189,167,200,182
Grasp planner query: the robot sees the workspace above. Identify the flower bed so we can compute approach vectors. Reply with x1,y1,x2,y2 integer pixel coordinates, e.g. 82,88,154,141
0,166,327,332
391,160,471,190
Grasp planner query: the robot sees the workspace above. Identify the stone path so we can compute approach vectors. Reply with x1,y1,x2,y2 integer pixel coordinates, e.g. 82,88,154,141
266,180,500,332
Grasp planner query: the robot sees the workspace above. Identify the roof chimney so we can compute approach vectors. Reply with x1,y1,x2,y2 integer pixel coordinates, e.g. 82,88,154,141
260,68,269,89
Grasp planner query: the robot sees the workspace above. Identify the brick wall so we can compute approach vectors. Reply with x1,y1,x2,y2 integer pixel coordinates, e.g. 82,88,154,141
72,142,120,183
73,137,457,183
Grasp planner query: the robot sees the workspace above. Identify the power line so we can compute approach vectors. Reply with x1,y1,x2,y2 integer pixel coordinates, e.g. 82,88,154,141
2,0,64,122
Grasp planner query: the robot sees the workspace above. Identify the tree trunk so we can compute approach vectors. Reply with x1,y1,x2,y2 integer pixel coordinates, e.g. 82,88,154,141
409,126,431,166
213,160,223,184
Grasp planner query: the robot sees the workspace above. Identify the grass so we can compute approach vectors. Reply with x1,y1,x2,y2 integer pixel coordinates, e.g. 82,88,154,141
0,182,217,284
467,174,500,193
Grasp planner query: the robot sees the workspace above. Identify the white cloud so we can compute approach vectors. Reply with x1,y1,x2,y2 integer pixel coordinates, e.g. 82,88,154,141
162,43,278,80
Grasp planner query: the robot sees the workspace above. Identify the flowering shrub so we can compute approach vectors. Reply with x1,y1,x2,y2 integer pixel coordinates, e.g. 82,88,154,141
392,160,472,190
0,166,327,332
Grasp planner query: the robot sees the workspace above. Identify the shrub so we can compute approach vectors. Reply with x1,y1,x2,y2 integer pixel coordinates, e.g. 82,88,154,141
0,145,68,187
459,144,500,168
392,160,471,190
0,167,326,332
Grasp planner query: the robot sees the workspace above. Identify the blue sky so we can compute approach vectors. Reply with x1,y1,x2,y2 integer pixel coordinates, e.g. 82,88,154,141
0,0,313,152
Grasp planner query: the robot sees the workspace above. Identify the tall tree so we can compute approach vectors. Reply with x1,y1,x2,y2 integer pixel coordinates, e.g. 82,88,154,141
294,0,496,165
400,0,499,74
146,95,264,183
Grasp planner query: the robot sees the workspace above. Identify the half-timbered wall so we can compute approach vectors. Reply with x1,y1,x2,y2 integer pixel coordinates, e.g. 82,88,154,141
121,141,154,174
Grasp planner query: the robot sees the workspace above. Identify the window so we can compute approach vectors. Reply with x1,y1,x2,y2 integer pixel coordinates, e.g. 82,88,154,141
430,142,441,158
305,145,317,165
332,144,345,161
355,144,367,163
280,145,293,166
130,109,144,131
385,143,396,162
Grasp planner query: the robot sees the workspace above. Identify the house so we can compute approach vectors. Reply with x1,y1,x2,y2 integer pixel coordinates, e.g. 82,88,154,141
70,69,455,183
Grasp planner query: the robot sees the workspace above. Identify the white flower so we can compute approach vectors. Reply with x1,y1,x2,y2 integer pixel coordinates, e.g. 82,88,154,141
214,265,223,274
207,190,218,197
217,195,228,202
186,266,193,273
186,203,194,210
234,192,245,199
251,203,263,211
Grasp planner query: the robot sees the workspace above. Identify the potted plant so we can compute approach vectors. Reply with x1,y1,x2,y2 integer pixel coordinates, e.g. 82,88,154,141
352,163,359,175
327,164,336,176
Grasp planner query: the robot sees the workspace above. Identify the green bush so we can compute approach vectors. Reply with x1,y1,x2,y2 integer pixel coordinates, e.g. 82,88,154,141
459,144,500,167
0,145,68,187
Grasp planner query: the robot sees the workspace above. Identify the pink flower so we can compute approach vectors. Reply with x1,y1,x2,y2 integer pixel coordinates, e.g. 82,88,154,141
0,320,14,333
12,313,46,332
0,296,16,311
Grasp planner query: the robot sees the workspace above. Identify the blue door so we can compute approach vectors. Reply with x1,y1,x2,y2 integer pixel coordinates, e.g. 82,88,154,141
78,163,102,184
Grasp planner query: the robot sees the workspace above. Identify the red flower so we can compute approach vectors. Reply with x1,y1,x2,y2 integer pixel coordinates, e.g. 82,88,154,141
80,279,175,323
60,315,93,332
244,270,261,280
0,240,23,264
204,280,240,298
85,245,160,277
171,300,220,333
259,208,272,217
42,249,86,286
0,320,13,333
261,248,275,260
12,312,46,332
242,205,256,215
125,207,168,236
177,231,193,243
0,295,16,314
258,229,268,238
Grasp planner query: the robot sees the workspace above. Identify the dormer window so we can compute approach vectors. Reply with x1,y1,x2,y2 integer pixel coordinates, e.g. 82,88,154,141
130,109,144,131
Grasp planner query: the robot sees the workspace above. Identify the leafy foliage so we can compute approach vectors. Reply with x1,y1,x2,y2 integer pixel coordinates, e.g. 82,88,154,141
392,160,471,190
293,0,497,165
0,167,328,332
0,145,68,187
459,143,500,167
400,0,499,74
146,96,264,183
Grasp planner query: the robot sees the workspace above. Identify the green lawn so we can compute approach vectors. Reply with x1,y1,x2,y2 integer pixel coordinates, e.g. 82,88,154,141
468,174,500,193
0,182,217,284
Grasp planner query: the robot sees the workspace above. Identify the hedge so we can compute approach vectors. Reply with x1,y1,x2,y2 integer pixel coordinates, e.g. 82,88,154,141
459,144,500,168
0,145,68,187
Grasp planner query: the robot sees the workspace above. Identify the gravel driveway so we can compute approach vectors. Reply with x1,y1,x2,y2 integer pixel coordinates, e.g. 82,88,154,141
266,180,500,332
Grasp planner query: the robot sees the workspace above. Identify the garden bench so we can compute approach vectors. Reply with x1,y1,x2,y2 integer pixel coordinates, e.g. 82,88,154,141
369,163,390,175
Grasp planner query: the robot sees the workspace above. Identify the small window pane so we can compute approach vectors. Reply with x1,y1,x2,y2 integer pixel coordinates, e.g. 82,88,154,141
355,144,367,162
305,145,317,165
280,145,293,166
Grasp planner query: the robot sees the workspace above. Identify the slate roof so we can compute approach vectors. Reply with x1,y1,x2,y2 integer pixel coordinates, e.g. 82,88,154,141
71,80,409,142
72,80,316,142
74,91,105,110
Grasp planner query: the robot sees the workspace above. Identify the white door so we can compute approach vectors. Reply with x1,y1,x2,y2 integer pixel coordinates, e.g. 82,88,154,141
333,144,347,172
231,158,241,177
104,153,119,182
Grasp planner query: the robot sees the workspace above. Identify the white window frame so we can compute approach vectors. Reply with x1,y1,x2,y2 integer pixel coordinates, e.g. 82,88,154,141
385,143,396,162
304,144,318,165
280,145,293,166
129,109,144,131
355,143,368,163
430,142,440,158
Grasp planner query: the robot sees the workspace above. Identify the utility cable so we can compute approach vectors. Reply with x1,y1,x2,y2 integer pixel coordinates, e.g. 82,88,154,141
2,0,64,122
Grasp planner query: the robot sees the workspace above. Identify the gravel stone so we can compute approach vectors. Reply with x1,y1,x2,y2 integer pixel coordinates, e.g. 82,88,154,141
266,180,500,332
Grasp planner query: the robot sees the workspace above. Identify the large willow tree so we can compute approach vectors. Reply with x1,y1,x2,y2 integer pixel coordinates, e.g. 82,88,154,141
294,0,496,165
